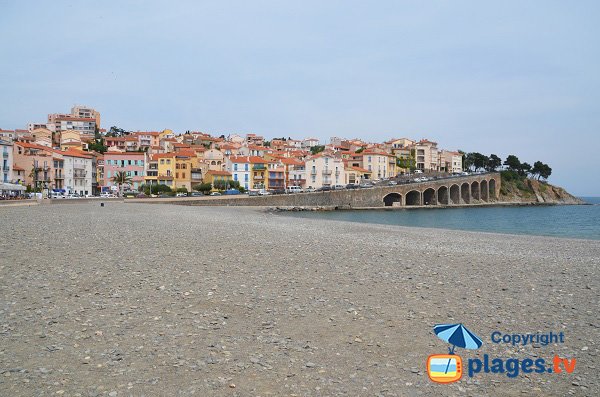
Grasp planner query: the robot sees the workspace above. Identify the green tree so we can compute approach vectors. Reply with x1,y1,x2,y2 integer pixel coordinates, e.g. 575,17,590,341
396,156,416,171
487,154,502,171
464,152,475,171
310,145,325,155
88,137,107,153
520,162,532,177
111,171,133,196
196,182,212,194
176,187,188,193
471,153,489,171
539,163,552,180
531,161,552,180
355,147,365,153
504,155,521,171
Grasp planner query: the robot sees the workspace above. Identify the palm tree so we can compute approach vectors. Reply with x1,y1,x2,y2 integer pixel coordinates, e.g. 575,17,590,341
111,171,132,197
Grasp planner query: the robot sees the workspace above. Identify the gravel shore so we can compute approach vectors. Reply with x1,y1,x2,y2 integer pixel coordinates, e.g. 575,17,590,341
1,202,598,396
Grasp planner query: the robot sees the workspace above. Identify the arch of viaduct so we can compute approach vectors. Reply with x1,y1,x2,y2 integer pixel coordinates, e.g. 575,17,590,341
380,174,500,207
169,173,501,208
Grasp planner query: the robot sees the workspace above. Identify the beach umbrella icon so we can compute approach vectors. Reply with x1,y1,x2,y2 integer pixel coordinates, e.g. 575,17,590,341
433,323,482,354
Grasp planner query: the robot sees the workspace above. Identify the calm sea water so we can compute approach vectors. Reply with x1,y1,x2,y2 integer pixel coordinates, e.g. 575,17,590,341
283,197,600,240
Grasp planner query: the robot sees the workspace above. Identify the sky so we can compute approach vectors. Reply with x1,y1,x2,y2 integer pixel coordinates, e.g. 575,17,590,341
1,1,599,195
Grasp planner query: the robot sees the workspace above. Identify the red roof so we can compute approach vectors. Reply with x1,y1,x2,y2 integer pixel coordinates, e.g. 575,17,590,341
57,149,93,159
228,155,267,164
206,170,232,176
15,141,52,151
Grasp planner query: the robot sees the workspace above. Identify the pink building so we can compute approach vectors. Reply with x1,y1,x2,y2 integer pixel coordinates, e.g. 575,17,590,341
103,151,145,190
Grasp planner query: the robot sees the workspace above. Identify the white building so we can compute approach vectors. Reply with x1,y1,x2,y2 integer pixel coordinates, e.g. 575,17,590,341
305,153,345,189
438,150,463,173
1,139,14,183
27,122,50,132
301,137,320,149
62,150,94,195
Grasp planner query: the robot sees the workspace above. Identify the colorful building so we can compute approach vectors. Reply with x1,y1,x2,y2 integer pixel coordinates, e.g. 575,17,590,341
103,151,146,190
154,151,201,191
226,156,268,191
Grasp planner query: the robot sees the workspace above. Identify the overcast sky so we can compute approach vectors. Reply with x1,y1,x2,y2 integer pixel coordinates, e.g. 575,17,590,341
1,1,598,195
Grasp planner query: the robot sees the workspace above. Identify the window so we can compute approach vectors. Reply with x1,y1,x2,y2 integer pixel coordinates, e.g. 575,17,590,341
244,164,248,171
176,172,179,178
234,174,238,181
244,174,248,181
182,172,185,178
166,160,171,164
160,159,164,164
234,164,238,171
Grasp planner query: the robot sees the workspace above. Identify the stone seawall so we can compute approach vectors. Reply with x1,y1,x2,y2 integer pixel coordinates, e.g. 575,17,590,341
167,173,501,209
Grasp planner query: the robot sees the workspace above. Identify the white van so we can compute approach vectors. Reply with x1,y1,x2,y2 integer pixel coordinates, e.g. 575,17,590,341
286,186,303,194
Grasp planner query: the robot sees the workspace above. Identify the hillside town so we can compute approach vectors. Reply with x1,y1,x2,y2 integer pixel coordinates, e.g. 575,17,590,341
0,105,464,198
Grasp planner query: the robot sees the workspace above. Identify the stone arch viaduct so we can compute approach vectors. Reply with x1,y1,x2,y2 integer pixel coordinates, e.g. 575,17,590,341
169,173,501,209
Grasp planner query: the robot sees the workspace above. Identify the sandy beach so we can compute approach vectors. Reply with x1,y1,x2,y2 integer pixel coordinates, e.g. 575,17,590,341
1,202,598,396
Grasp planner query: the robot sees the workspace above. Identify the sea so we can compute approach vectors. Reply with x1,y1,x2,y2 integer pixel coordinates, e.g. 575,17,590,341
283,197,600,240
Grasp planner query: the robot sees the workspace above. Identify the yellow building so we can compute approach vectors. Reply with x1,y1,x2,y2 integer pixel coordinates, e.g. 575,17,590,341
204,170,233,189
155,151,200,191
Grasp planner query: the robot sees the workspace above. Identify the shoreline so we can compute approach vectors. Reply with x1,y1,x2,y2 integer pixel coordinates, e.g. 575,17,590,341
267,200,586,212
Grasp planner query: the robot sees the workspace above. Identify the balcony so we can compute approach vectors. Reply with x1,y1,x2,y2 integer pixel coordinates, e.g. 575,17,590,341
74,171,87,179
253,175,264,180
2,152,8,158
252,165,266,170
54,174,64,180
146,171,158,177
2,166,9,171
322,170,332,175
289,179,305,185
335,171,340,176
310,169,317,175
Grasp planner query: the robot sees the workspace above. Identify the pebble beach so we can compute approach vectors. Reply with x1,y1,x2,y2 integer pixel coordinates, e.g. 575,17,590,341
1,202,598,396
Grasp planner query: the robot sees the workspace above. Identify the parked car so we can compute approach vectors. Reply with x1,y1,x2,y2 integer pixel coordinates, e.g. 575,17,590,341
346,183,358,189
286,186,303,194
331,184,345,190
136,193,148,198
359,182,373,188
388,180,398,186
304,187,316,193
176,192,188,197
209,191,222,196
414,169,423,174
258,189,272,195
190,192,203,197
224,189,240,195
158,193,172,198
248,190,259,196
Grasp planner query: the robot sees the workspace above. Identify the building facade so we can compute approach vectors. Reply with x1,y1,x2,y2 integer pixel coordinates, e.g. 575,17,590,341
103,151,146,190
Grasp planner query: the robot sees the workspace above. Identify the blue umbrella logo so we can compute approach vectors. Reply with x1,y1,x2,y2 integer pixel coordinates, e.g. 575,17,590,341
433,323,482,376
434,323,483,354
